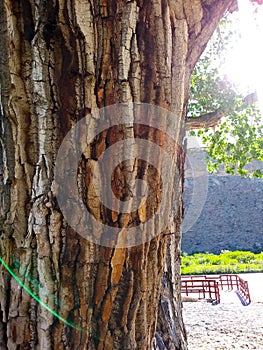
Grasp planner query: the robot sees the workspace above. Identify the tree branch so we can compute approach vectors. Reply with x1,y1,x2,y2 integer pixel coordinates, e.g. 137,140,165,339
186,91,258,130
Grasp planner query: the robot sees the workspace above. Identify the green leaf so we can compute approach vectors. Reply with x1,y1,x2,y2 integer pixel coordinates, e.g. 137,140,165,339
187,17,263,179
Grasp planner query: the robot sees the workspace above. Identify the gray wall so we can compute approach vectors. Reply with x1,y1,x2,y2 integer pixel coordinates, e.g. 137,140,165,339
182,147,263,254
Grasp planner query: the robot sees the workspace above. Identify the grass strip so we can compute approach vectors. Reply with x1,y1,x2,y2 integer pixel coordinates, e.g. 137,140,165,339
181,250,263,275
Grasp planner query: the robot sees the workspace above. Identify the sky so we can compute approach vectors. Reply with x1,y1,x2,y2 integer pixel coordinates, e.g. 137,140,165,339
221,0,263,114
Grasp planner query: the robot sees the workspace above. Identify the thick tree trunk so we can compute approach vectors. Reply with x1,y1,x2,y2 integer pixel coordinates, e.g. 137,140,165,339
0,0,234,349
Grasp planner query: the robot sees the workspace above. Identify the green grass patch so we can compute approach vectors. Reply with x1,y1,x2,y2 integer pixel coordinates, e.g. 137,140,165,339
181,250,263,275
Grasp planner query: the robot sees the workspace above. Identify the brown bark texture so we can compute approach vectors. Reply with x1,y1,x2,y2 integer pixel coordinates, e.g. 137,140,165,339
0,0,234,349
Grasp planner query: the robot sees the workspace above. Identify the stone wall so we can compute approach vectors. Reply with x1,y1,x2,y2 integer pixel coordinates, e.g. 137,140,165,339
182,147,263,254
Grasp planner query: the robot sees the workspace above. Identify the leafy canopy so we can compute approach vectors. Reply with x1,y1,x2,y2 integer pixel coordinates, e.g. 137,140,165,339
188,16,263,178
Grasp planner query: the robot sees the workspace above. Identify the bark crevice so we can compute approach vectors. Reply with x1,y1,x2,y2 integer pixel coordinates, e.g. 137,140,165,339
0,1,236,349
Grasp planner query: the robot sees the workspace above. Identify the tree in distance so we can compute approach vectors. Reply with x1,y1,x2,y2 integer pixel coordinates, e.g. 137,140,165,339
186,16,263,178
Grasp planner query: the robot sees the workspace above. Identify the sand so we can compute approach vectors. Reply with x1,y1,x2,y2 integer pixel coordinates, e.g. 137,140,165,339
183,274,263,349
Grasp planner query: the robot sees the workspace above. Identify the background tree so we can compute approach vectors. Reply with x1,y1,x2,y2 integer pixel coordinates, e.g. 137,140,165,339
0,1,261,349
186,15,263,178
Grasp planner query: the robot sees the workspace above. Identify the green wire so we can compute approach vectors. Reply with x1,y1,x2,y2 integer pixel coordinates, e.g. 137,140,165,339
0,257,81,331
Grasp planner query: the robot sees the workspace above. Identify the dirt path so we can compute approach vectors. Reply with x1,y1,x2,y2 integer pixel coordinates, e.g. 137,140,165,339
183,300,263,349
183,274,263,349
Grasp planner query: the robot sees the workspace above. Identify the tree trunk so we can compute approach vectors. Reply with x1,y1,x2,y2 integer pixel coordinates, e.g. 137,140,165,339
0,0,235,349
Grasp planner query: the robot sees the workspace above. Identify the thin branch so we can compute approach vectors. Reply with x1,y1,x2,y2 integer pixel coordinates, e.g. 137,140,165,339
186,91,258,130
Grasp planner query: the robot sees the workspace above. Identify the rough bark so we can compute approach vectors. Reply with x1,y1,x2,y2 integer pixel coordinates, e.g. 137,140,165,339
0,0,235,349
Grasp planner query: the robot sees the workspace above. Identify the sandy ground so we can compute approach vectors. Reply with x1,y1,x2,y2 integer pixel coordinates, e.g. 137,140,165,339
182,274,263,350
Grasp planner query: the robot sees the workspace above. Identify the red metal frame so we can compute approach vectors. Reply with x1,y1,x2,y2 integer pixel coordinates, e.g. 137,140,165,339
218,274,251,304
181,278,220,303
181,274,251,305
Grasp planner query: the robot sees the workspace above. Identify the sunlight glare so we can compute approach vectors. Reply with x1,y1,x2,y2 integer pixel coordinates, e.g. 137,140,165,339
221,0,263,114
